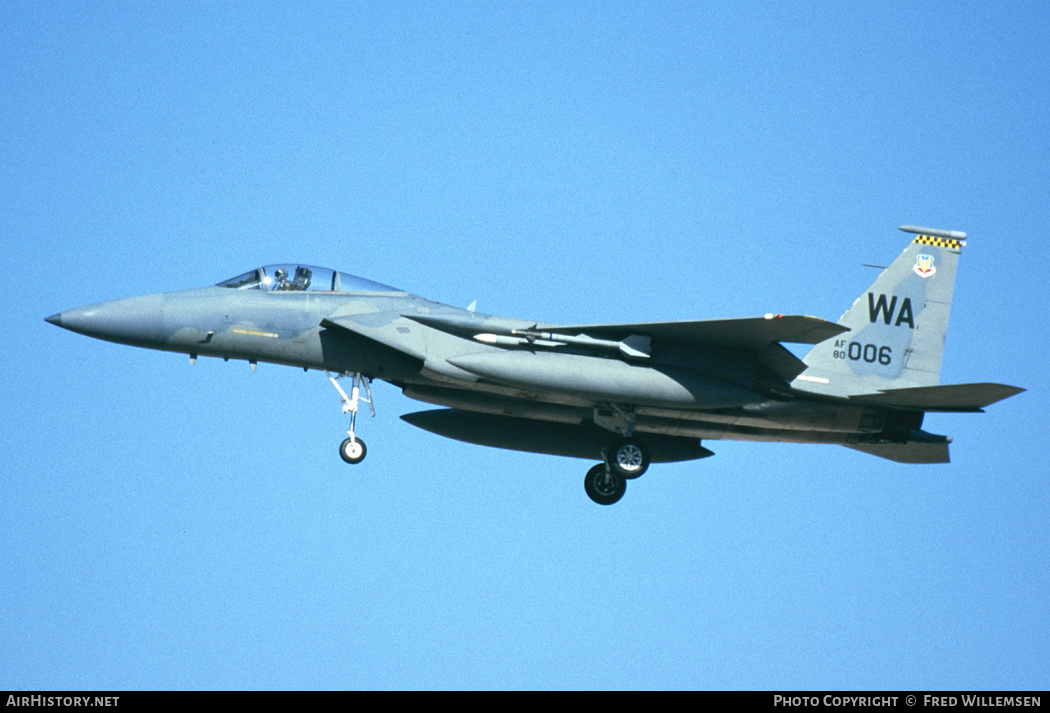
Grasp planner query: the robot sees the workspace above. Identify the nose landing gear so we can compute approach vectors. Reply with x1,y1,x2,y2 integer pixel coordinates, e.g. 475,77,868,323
327,371,374,465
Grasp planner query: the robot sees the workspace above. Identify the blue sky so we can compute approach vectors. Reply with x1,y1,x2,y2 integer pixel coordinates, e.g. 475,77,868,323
3,1,1047,690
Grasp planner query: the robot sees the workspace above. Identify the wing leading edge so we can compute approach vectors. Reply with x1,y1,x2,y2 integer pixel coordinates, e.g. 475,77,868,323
543,315,848,350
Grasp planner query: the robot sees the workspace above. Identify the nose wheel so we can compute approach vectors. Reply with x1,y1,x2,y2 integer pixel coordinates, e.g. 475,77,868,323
328,371,374,465
339,436,367,464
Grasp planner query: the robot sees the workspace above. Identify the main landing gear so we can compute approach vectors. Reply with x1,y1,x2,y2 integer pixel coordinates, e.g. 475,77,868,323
584,436,651,506
585,463,626,505
608,437,649,479
583,406,651,505
327,371,374,465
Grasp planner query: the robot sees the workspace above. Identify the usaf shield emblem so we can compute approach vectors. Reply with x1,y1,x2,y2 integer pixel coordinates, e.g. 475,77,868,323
913,253,936,278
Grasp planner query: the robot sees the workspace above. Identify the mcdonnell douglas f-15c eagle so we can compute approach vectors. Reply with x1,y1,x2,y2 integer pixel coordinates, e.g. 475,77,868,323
47,226,1023,505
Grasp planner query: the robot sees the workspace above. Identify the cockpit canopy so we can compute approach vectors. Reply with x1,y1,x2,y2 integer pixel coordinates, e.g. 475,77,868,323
217,265,401,293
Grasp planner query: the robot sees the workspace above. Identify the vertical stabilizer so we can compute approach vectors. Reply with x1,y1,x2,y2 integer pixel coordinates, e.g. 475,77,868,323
794,226,966,398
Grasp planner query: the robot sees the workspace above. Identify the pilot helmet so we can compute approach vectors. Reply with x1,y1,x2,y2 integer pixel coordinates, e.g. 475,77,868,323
275,268,288,280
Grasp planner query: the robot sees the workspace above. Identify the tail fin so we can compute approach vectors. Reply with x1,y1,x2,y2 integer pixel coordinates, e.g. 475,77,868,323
794,225,966,398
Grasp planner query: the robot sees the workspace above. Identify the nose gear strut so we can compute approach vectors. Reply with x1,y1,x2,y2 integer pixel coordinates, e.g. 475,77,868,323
327,371,374,464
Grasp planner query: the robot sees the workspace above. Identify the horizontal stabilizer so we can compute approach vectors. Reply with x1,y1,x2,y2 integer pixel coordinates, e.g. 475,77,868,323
546,315,848,350
845,441,950,464
849,383,1025,412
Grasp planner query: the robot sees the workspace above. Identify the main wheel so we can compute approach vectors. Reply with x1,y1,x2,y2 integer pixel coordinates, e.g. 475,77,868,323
608,438,649,479
585,463,626,505
339,437,367,464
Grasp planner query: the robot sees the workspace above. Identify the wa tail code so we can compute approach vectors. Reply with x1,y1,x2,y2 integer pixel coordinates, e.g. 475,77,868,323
868,293,914,328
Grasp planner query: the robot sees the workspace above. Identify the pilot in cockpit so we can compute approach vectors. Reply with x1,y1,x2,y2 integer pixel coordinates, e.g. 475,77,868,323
272,268,291,291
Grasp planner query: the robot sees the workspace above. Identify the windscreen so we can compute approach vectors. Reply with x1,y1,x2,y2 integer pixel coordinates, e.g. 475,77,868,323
217,265,401,292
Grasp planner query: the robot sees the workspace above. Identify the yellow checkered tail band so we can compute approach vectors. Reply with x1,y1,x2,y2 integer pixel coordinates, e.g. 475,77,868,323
912,235,965,250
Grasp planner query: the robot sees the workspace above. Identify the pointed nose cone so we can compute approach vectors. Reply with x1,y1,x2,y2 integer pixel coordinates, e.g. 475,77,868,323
45,294,166,347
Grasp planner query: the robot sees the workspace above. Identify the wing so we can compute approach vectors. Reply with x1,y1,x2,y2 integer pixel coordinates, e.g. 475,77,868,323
400,311,847,382
545,315,848,382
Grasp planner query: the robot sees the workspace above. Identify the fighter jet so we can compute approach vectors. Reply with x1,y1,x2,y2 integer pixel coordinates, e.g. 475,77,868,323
46,226,1023,504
